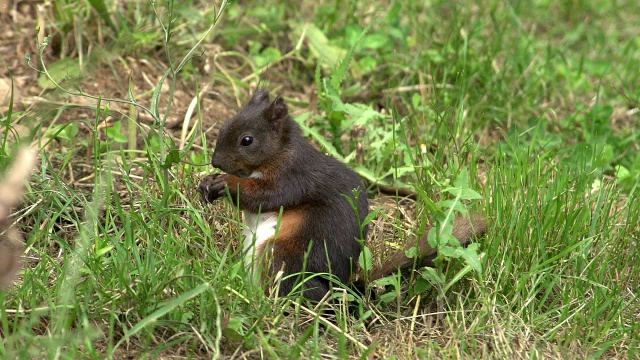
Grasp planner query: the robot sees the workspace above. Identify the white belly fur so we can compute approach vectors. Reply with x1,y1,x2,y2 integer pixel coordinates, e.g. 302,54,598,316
242,211,279,276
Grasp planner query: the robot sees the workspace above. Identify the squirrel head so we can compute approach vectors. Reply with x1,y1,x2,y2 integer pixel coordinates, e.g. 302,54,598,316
211,89,290,178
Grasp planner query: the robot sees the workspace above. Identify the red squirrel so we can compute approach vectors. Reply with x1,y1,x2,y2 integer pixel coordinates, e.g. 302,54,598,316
199,89,486,302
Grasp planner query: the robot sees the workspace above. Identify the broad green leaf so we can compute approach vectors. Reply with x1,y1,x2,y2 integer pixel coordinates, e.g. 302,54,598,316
427,227,438,248
358,56,377,74
180,311,194,323
296,23,346,69
255,47,282,67
378,291,398,304
615,165,631,181
405,246,419,259
438,245,458,258
455,169,470,188
456,245,482,274
46,122,79,141
344,24,363,47
105,121,128,143
438,199,467,214
358,246,373,271
437,221,454,246
38,58,83,90
222,316,246,341
411,93,422,109
361,33,388,49
443,187,483,200
419,267,445,285
161,149,181,169
411,276,430,295
373,275,398,287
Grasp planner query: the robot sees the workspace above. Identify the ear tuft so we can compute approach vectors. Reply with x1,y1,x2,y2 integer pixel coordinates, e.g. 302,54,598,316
266,97,288,124
249,89,270,105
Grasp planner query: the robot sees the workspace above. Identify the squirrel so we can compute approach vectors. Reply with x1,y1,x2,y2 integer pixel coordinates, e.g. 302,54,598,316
198,89,486,302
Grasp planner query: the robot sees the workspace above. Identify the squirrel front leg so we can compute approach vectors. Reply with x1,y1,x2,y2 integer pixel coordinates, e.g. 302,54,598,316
198,174,246,206
199,173,296,211
199,174,229,203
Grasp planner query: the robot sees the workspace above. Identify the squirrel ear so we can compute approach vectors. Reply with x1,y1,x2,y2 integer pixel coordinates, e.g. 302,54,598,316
266,97,288,124
249,89,270,104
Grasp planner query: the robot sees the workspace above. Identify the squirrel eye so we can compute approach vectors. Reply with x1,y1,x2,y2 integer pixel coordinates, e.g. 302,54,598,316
240,136,253,146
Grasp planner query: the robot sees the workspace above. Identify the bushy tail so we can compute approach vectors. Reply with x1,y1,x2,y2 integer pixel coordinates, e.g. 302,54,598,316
366,214,487,282
0,148,36,288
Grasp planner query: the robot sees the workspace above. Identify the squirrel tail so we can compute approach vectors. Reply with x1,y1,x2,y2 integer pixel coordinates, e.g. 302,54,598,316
365,213,487,283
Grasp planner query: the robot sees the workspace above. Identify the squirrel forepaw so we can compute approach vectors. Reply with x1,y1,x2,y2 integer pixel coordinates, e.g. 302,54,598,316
199,174,228,203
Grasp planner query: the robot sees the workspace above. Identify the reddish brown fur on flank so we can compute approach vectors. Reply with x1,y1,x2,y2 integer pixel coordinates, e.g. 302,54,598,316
259,207,308,281
366,214,487,281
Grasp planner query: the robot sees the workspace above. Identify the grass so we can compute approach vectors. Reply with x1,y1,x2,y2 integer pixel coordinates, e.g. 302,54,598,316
1,0,639,358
